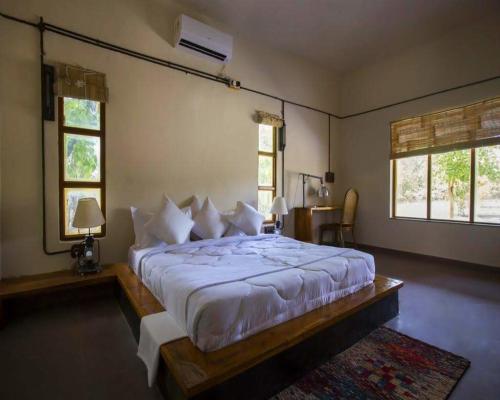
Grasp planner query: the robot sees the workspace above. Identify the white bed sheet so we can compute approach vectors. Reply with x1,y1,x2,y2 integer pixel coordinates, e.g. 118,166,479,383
129,234,375,352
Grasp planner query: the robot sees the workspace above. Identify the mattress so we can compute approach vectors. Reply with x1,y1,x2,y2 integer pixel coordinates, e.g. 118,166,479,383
129,234,375,352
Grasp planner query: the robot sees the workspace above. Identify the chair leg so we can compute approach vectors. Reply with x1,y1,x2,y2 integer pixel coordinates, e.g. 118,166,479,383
339,228,345,248
351,227,357,248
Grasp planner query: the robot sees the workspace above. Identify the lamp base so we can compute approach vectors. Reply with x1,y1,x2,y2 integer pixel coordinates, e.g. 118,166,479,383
76,261,102,276
274,220,283,235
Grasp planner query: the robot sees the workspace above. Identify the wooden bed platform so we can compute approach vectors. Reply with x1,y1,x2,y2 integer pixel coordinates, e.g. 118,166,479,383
0,264,403,400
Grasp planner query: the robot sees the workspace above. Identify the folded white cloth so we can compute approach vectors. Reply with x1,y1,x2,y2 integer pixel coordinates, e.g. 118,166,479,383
137,311,187,387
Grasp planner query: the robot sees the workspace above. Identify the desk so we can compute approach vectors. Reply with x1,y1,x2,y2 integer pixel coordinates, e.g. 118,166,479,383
294,206,342,242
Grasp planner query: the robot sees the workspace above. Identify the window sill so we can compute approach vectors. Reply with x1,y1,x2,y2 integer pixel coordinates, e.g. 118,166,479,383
389,216,500,228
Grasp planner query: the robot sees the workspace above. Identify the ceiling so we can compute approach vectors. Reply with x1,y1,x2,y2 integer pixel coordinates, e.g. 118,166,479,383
178,0,500,73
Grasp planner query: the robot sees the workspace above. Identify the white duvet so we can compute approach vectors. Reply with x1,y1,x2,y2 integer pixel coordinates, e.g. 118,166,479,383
130,234,375,352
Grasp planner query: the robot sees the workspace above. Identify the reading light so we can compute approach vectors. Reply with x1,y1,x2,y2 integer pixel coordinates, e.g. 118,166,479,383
71,198,105,275
299,173,329,208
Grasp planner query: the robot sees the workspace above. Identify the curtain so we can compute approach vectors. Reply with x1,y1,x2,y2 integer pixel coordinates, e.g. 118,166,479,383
55,63,109,103
255,110,284,128
390,97,500,159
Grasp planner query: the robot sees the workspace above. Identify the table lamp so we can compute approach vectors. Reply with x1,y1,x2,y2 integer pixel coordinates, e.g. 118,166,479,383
71,197,105,275
270,196,288,235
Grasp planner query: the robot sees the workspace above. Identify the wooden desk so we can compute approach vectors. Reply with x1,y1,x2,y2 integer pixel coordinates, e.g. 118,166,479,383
294,206,341,242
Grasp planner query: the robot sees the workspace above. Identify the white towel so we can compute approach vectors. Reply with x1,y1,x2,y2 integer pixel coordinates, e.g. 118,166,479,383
137,311,187,387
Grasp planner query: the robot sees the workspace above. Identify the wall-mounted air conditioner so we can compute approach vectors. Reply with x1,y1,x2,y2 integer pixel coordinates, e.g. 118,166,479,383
173,14,233,64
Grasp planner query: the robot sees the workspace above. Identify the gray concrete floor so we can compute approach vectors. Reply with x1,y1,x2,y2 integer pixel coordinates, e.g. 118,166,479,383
376,250,500,400
0,250,498,399
0,297,163,400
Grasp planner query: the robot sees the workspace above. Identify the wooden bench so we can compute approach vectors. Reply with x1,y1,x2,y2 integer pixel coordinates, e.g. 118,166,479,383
0,265,403,399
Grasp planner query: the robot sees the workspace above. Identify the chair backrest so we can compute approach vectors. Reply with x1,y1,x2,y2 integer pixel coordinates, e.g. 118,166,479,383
341,188,359,225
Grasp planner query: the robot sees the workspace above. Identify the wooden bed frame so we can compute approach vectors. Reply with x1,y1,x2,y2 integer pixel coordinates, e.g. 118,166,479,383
0,264,403,400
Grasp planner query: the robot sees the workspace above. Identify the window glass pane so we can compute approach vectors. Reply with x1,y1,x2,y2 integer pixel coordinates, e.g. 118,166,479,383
258,190,273,221
63,98,100,130
258,155,274,186
431,149,470,221
395,155,427,218
64,133,101,182
475,145,500,223
258,124,274,152
64,188,102,236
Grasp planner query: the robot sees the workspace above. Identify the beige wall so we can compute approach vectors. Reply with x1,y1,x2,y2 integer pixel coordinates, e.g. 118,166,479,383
2,1,497,278
337,17,500,267
0,0,339,277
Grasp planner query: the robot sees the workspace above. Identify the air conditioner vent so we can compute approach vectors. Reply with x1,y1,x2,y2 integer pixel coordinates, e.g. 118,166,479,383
178,39,227,62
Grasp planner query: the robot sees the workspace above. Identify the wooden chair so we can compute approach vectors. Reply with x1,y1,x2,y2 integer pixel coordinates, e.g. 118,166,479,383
319,188,359,247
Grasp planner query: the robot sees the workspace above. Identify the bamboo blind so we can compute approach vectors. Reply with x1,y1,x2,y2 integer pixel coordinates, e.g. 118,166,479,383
55,64,109,103
390,97,500,159
255,110,284,128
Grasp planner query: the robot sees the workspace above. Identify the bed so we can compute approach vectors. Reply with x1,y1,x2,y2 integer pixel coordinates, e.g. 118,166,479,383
129,234,375,352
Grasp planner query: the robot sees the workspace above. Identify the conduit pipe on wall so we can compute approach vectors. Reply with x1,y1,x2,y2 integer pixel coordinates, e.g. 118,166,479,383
1,11,499,255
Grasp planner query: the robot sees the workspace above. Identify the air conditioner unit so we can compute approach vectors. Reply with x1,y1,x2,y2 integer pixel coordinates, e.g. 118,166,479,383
173,14,233,64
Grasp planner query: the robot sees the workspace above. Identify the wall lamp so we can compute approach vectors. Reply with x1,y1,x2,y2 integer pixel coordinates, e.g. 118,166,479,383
299,173,329,208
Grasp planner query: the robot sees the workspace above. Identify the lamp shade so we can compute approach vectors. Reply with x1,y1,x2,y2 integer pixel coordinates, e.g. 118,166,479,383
72,197,105,228
270,196,288,216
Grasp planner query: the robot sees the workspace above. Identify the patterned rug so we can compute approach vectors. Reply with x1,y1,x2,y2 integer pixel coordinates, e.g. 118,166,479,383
271,327,470,400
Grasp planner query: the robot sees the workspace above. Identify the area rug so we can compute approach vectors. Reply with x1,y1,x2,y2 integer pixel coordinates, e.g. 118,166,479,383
271,327,470,400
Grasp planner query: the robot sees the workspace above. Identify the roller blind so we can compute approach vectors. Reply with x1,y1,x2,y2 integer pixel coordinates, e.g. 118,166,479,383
55,63,109,103
390,97,500,159
255,110,284,128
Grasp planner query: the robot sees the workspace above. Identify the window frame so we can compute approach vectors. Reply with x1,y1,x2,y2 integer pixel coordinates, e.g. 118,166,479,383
390,145,499,226
58,97,106,241
258,125,277,223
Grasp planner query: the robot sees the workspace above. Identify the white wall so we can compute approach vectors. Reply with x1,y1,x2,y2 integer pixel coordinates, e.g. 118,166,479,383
2,1,497,277
337,16,500,267
0,0,340,277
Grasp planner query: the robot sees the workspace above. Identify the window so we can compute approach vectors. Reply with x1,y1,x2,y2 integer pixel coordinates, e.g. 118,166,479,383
431,149,470,221
475,145,500,223
59,97,106,240
390,97,500,225
258,124,276,221
394,155,428,218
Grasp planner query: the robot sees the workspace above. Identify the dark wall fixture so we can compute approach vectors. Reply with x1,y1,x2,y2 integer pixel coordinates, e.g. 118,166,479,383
0,10,499,255
280,100,286,197
42,64,55,121
324,115,335,183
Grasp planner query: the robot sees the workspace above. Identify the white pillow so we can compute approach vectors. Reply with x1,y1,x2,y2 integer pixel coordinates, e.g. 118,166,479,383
130,207,162,248
144,197,194,244
227,201,265,236
224,224,247,237
192,198,228,240
190,195,203,218
181,206,192,219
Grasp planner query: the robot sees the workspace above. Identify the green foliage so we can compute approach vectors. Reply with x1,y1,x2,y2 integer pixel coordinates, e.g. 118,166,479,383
432,150,470,212
258,156,273,186
477,147,500,182
65,136,99,180
433,147,500,218
64,98,100,130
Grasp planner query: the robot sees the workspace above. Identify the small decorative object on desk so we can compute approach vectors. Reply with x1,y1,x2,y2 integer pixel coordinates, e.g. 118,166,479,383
70,198,105,275
270,196,288,235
